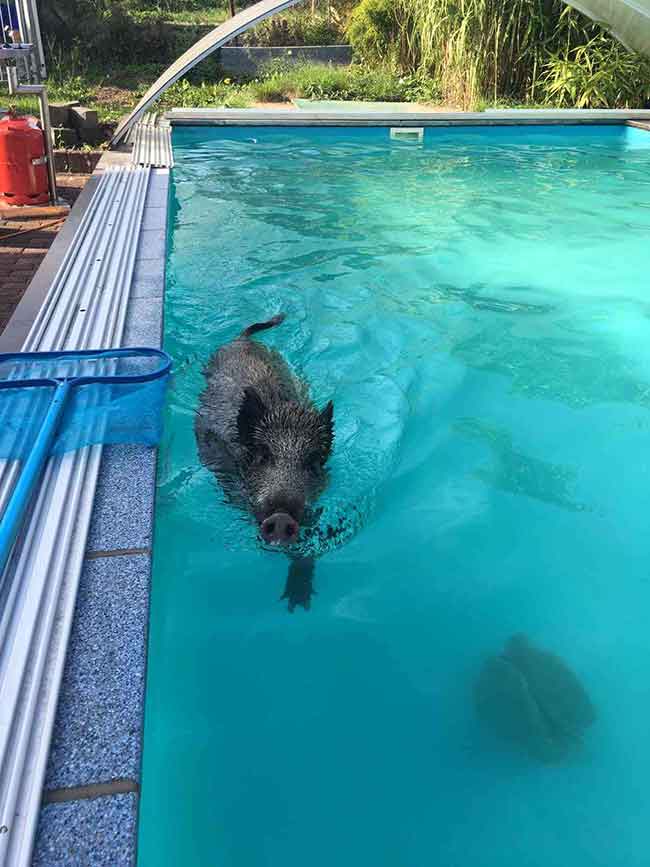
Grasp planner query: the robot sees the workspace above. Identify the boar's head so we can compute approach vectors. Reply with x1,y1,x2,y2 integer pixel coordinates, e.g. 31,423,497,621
237,386,334,545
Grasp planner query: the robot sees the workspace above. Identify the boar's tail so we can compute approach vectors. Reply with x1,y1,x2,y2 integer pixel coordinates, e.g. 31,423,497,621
241,313,286,339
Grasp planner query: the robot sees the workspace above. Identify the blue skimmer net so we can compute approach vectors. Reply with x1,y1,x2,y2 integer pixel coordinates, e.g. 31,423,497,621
0,347,171,575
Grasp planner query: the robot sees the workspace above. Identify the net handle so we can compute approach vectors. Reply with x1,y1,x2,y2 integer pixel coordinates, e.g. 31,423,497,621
0,379,72,578
0,347,172,390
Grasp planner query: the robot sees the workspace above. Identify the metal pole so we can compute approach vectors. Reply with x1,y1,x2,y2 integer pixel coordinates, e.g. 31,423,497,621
37,89,57,204
12,0,25,40
0,381,70,579
24,0,46,79
7,67,58,204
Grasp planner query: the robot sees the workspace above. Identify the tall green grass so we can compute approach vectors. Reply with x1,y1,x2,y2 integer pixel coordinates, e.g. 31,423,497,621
348,0,650,108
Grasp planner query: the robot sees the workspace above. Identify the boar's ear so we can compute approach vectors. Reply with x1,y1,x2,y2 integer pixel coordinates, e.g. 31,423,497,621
319,401,334,456
237,387,266,447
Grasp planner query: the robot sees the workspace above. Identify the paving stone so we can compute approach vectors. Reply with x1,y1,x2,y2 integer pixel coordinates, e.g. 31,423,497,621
32,793,137,867
44,555,150,789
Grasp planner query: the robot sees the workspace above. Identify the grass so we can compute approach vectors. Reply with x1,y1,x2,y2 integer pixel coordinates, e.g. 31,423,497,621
347,0,650,109
22,42,641,150
39,0,649,125
17,0,648,150
8,61,444,145
142,8,229,25
7,62,167,129
250,61,440,102
157,78,253,110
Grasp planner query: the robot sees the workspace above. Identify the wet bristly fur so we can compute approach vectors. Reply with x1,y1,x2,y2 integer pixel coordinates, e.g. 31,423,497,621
195,314,334,533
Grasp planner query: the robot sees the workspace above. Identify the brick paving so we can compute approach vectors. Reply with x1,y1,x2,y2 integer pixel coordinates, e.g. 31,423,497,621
0,174,91,334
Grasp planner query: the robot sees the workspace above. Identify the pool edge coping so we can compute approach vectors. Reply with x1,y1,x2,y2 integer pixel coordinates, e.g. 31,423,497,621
164,107,650,127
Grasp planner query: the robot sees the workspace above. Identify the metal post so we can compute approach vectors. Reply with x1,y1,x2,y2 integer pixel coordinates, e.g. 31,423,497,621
12,0,25,40
7,66,58,204
23,0,46,80
37,89,57,204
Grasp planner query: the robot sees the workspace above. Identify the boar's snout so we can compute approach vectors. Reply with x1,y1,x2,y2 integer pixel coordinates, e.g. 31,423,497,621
261,512,300,545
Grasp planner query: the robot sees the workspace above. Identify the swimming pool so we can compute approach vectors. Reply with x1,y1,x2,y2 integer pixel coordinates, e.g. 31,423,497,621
138,123,650,867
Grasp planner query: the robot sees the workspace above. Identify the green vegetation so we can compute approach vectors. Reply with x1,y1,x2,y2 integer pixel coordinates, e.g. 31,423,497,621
11,61,441,137
250,61,439,103
347,0,650,108
17,0,648,149
39,0,349,68
540,31,650,108
137,7,229,26
158,77,252,110
242,8,344,46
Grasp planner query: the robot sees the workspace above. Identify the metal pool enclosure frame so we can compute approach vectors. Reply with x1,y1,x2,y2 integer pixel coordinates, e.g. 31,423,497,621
111,0,303,146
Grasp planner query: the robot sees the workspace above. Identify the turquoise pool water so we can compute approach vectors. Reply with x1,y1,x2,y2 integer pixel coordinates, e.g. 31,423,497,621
139,124,650,867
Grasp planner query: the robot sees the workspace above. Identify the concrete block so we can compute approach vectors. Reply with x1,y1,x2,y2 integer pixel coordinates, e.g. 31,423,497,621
135,228,166,263
87,443,157,552
69,105,99,130
122,295,163,347
51,127,79,149
48,103,73,127
78,127,105,147
57,150,102,174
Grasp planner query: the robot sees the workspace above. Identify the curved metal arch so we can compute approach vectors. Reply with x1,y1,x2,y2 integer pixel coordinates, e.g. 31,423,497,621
111,0,302,147
564,0,650,55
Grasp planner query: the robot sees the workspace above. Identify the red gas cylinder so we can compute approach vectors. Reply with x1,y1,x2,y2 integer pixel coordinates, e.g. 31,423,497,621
0,113,49,206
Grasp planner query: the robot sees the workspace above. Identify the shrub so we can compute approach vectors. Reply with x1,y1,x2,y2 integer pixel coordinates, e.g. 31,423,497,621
346,0,404,66
539,34,650,108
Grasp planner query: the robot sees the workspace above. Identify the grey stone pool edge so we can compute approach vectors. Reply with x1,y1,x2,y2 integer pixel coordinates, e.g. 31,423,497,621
32,168,167,866
1,110,647,867
165,107,650,127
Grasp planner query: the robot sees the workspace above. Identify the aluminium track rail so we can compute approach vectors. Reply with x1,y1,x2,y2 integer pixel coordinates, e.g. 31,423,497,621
129,114,174,169
0,165,151,867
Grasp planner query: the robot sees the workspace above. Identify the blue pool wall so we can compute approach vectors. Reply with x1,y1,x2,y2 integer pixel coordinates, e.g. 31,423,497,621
173,122,650,150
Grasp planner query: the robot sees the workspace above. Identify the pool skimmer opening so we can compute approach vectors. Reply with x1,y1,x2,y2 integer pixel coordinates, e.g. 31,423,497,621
390,127,425,143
